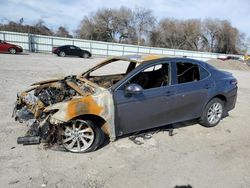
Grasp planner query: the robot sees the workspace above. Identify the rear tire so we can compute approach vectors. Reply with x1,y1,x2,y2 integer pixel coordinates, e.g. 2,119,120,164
9,48,16,54
83,53,90,58
199,98,224,127
62,119,104,153
59,51,66,57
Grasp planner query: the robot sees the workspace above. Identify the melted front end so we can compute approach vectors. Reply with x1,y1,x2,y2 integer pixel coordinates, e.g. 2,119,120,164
13,75,95,145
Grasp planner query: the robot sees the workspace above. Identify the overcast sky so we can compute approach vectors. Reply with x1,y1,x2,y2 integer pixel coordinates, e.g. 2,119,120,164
0,0,249,37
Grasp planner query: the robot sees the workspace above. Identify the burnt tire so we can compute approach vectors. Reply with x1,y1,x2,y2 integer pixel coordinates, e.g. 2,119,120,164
199,98,224,127
9,48,16,54
62,119,104,153
59,51,66,57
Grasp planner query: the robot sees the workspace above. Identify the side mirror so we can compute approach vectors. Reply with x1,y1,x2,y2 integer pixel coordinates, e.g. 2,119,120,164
124,83,143,96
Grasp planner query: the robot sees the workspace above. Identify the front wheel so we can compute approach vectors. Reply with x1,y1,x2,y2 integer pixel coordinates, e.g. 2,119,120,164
82,53,90,58
62,120,104,153
199,98,224,127
59,51,66,57
9,48,16,54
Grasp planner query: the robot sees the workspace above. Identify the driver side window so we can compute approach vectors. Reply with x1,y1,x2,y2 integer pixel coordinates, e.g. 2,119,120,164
127,63,169,89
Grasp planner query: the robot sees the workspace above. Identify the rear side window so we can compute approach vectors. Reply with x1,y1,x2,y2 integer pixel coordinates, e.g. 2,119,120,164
176,62,210,84
176,62,200,84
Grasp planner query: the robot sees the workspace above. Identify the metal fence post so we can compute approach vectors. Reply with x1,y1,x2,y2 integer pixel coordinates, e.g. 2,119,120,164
28,33,31,52
90,41,92,54
107,44,109,56
51,37,54,53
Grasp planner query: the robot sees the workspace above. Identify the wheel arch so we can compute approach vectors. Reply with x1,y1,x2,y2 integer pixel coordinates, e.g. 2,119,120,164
8,46,17,51
70,114,110,137
210,94,227,104
200,94,227,117
202,94,228,118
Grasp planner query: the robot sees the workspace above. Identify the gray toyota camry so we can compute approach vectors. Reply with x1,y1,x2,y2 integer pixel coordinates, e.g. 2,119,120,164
13,55,237,153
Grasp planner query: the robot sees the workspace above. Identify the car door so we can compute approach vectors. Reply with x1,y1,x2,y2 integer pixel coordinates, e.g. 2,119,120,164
67,45,75,56
113,61,176,136
74,46,82,56
62,46,70,55
168,60,212,122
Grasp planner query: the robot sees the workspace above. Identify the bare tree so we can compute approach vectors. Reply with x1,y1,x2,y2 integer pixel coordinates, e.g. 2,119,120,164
150,19,187,49
1,7,245,54
0,18,53,36
215,20,237,54
181,19,202,50
133,7,156,45
76,7,138,44
76,9,118,42
202,19,220,52
33,19,53,35
55,26,72,38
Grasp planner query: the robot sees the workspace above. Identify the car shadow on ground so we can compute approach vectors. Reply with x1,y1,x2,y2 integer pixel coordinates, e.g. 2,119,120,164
53,55,94,59
118,119,199,140
0,52,29,55
174,185,193,188
50,119,198,153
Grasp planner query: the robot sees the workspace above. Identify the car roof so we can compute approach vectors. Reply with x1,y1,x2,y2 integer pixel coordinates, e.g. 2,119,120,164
116,54,164,62
108,55,207,66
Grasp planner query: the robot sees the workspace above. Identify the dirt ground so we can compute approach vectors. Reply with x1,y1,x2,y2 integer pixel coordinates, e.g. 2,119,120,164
0,53,250,188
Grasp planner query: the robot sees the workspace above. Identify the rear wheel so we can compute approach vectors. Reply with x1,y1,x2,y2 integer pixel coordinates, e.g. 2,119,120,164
83,53,90,58
9,48,16,54
62,120,104,153
59,51,66,57
200,98,224,127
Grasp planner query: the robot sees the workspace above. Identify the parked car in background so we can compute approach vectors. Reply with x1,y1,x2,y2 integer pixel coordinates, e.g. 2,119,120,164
0,40,23,54
217,55,241,61
13,55,237,153
52,45,91,58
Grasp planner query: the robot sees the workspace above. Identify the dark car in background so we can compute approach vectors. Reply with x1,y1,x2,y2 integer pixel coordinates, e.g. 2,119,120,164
0,40,23,54
13,55,237,153
52,45,91,58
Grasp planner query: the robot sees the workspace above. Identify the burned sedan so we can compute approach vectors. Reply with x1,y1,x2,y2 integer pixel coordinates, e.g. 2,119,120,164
13,55,237,153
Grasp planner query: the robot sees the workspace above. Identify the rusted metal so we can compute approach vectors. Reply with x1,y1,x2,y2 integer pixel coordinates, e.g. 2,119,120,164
65,80,87,96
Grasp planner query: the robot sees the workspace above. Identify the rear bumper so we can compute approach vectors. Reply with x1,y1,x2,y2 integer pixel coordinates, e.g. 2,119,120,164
225,87,237,112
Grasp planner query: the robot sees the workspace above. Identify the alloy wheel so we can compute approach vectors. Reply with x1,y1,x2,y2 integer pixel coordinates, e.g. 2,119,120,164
9,48,16,54
207,102,223,125
62,120,95,152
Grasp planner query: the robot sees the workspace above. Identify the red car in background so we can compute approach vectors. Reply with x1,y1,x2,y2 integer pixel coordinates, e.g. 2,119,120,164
0,40,23,54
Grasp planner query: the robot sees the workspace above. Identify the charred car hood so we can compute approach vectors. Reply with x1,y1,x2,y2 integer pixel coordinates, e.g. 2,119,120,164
13,75,115,143
14,75,104,122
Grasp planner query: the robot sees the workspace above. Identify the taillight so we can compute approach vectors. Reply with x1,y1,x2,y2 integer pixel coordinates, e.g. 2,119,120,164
230,79,237,86
52,47,58,52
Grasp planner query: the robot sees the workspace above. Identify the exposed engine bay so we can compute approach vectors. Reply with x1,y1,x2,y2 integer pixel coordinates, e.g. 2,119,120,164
13,75,100,145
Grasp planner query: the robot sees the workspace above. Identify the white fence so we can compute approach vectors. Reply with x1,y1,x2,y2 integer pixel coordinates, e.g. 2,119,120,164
0,31,243,61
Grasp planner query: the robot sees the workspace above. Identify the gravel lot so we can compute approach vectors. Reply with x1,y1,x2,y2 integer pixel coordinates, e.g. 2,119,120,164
0,53,250,188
